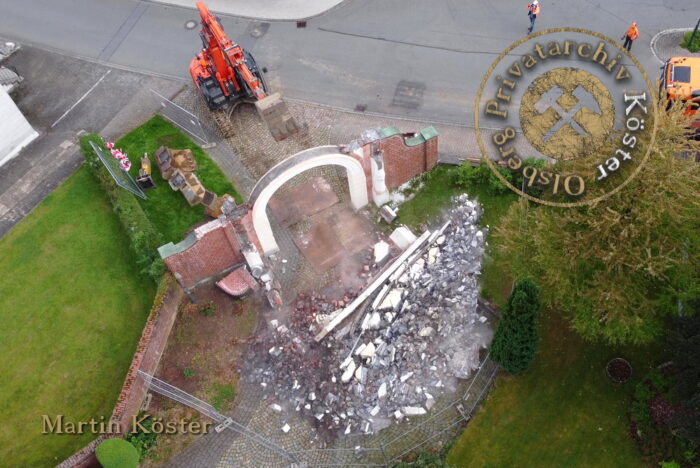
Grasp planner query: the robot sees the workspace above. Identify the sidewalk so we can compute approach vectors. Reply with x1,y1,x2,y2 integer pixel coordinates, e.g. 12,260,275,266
651,28,700,63
150,0,347,20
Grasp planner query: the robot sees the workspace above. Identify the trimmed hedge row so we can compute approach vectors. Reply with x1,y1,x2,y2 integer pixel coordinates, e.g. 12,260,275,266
79,134,165,282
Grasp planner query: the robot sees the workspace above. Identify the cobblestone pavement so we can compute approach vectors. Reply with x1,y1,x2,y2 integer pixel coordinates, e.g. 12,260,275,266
165,88,498,467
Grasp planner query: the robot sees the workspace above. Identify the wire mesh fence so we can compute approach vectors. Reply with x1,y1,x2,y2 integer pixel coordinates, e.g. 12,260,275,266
150,89,213,146
89,140,146,200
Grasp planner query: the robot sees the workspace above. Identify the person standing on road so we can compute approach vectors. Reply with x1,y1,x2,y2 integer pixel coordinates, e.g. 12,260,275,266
622,22,639,51
527,0,540,34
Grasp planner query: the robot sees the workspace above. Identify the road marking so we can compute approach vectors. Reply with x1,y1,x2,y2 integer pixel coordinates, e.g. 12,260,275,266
97,2,149,62
650,28,692,65
50,70,111,128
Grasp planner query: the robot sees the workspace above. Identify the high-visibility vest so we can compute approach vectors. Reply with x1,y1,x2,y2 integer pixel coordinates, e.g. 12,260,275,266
529,4,540,15
626,25,639,40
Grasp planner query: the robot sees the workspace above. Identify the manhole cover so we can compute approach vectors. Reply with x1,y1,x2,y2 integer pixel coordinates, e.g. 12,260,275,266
247,22,270,38
185,20,197,30
392,80,426,109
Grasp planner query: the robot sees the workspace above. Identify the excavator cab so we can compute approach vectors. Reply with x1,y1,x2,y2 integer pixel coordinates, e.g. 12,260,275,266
660,56,700,132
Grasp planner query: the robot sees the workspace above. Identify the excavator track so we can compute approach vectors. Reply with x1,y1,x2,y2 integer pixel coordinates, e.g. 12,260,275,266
211,109,236,138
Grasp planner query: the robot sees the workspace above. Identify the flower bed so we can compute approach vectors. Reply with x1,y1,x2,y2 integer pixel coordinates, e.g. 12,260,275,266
606,358,632,383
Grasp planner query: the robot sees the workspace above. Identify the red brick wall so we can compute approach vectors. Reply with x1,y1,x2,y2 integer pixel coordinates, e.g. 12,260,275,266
164,222,244,288
380,134,438,189
238,209,262,253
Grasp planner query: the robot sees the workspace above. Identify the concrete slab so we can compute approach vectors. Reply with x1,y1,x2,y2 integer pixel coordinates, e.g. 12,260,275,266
268,176,338,228
292,204,373,273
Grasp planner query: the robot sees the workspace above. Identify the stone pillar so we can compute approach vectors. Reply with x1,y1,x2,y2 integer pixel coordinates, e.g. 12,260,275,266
370,147,390,207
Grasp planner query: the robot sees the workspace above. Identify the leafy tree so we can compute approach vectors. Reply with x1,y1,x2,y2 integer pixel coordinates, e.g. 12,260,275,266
490,277,541,374
95,438,139,468
493,106,700,345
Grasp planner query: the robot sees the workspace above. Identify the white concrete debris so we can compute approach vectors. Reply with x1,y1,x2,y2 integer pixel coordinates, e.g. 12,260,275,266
389,226,418,250
281,423,290,433
359,342,376,358
341,359,357,383
427,246,440,265
425,393,435,410
378,382,387,399
354,365,367,384
374,240,391,264
479,316,488,323
247,194,493,437
402,406,427,416
378,288,403,310
269,403,282,412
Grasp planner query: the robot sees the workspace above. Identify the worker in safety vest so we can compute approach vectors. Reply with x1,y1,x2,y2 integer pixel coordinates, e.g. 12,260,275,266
527,0,540,34
622,22,639,51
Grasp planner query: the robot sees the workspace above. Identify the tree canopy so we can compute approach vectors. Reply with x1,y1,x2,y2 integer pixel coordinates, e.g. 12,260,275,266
493,107,700,345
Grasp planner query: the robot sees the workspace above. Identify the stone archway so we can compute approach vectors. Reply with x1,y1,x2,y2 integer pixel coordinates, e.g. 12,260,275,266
248,146,369,255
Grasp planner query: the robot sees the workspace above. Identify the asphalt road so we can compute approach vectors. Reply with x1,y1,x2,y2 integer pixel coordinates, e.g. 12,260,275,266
0,0,697,125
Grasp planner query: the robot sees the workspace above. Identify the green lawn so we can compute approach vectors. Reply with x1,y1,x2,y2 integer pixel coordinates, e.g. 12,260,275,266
0,167,155,467
395,165,517,231
395,165,659,467
446,308,663,468
116,115,242,243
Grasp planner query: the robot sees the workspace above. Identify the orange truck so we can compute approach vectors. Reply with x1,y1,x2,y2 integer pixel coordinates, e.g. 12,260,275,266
660,56,700,132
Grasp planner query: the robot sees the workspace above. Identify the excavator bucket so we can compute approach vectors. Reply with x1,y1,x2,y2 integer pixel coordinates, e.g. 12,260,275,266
255,93,299,141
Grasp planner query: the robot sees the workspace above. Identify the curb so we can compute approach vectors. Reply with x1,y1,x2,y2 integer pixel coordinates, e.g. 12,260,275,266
650,28,694,65
139,0,352,23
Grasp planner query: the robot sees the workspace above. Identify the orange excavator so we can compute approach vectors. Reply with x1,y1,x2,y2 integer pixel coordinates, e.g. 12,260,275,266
189,1,298,141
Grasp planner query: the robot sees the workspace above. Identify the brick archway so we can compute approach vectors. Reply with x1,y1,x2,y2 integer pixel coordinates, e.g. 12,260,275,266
249,146,369,255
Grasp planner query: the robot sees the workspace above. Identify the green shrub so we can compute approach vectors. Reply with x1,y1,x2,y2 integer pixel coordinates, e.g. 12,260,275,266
198,300,216,317
125,413,158,461
80,134,165,282
452,161,512,195
490,277,541,374
680,31,700,53
631,381,653,424
648,368,672,394
183,367,194,379
95,438,139,468
211,383,235,411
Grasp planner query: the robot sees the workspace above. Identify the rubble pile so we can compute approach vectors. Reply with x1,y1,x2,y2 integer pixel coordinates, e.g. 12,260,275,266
244,194,493,437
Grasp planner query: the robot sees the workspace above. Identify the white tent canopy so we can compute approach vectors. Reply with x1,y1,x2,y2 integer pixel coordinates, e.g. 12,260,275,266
0,86,37,167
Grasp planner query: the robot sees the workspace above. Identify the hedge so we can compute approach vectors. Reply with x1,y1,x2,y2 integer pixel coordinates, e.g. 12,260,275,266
80,134,165,282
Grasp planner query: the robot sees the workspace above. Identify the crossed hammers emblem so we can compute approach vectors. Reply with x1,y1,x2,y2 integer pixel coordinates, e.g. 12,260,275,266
534,85,602,143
